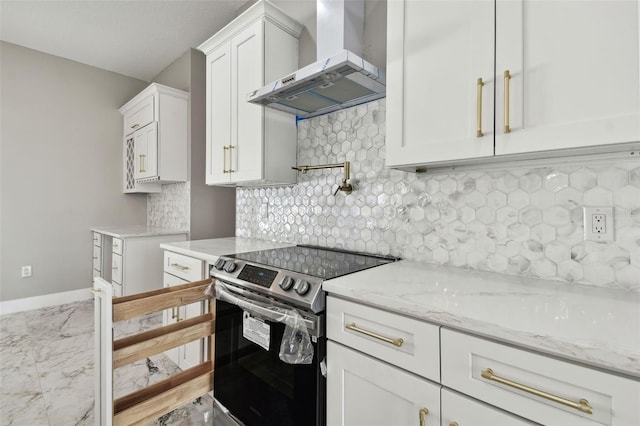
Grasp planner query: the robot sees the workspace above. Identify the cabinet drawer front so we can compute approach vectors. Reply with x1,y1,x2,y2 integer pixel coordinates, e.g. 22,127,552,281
93,245,102,271
112,254,123,284
124,95,154,135
327,296,440,381
441,328,640,426
93,232,102,247
112,238,123,255
163,251,202,282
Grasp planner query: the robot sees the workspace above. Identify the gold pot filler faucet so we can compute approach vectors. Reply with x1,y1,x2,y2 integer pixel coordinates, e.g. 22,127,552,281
291,161,353,196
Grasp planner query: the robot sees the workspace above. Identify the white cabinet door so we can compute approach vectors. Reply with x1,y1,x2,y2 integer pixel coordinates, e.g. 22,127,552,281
162,271,203,370
199,3,300,187
162,272,183,367
495,0,640,155
133,123,158,181
231,20,264,183
442,388,535,426
93,278,113,426
206,42,232,185
327,341,440,426
181,301,204,369
386,0,495,168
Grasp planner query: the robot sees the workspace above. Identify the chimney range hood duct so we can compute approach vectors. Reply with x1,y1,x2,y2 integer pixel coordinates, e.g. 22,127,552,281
247,0,385,118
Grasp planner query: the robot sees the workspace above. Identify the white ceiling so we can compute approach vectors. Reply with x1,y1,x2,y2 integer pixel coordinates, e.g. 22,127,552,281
0,0,289,81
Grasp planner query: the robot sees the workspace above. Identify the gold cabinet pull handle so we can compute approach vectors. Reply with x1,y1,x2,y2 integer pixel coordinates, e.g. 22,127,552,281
449,423,459,426
481,368,593,414
170,263,189,271
223,146,229,173
345,322,404,347
171,307,177,320
90,287,102,294
228,145,235,173
476,77,484,137
504,70,511,133
112,265,118,270
131,123,140,130
419,408,429,426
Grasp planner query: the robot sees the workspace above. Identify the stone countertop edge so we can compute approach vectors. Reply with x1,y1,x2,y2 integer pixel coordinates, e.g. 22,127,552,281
92,226,188,239
160,237,295,263
322,259,640,380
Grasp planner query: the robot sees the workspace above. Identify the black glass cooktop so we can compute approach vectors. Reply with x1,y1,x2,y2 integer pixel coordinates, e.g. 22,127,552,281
227,245,399,280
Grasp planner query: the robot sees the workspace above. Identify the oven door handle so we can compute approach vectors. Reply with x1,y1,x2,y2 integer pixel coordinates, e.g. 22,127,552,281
215,280,316,332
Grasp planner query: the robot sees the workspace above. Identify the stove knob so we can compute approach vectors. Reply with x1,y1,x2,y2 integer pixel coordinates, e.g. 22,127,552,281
294,280,311,296
213,258,226,270
280,276,295,291
223,261,237,273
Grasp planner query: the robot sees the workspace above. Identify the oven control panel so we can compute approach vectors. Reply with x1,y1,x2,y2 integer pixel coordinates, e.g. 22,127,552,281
236,264,278,288
210,257,325,313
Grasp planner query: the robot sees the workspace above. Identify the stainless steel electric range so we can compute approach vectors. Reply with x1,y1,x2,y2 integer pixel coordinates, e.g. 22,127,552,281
209,245,398,426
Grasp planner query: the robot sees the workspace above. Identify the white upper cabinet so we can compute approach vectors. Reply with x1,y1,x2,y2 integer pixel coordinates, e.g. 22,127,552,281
198,0,303,186
119,83,189,189
386,0,640,170
386,0,495,169
495,0,640,155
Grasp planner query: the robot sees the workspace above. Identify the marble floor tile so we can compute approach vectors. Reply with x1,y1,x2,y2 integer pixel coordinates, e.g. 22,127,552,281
0,300,215,426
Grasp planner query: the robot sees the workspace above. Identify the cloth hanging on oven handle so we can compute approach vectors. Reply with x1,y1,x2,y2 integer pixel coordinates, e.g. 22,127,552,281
205,280,314,364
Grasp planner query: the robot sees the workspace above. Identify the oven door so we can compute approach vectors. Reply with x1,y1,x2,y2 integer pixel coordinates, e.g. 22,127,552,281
213,281,325,426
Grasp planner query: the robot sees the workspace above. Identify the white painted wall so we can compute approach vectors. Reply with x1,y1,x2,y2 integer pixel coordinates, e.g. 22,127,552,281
0,42,148,302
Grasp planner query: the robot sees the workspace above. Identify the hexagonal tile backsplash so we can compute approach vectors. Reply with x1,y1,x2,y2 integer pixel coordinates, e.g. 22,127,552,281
236,100,640,291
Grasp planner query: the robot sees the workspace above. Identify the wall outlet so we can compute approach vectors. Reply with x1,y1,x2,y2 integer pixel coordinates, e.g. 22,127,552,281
21,265,32,278
583,206,614,242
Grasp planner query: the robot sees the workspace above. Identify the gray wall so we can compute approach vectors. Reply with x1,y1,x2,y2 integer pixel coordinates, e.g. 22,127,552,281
0,42,148,301
151,49,236,240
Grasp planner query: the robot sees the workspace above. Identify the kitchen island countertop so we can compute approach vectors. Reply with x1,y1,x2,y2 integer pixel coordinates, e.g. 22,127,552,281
323,260,640,379
91,225,188,238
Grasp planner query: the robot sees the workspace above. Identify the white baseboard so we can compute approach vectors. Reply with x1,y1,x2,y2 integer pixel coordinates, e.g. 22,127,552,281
0,288,93,315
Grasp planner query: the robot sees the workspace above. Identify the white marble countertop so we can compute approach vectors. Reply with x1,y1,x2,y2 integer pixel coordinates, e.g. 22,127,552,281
323,260,640,379
91,225,188,239
160,237,294,263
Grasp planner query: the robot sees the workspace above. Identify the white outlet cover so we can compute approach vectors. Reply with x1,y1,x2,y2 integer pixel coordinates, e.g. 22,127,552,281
583,206,614,242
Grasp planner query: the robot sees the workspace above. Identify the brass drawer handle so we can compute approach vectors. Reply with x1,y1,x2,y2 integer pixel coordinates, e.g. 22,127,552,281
504,70,511,133
228,145,235,173
419,407,429,426
131,123,140,130
476,77,484,137
223,146,229,173
481,368,593,414
112,266,118,270
170,263,190,271
345,322,404,347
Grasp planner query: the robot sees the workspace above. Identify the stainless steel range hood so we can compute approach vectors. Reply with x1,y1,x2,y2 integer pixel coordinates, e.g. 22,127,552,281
247,0,385,118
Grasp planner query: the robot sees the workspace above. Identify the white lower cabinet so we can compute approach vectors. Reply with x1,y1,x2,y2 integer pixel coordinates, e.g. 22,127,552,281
162,251,205,370
441,388,535,426
327,341,440,426
91,230,187,296
326,296,640,426
441,328,640,426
